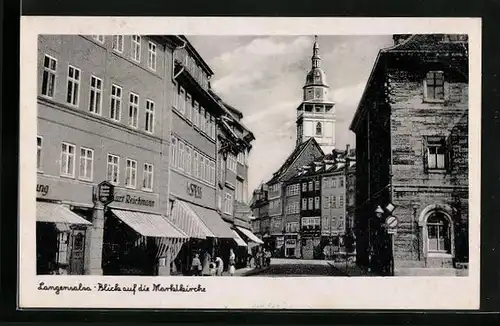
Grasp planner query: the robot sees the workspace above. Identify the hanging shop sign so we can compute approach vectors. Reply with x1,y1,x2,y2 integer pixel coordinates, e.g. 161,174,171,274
97,181,115,206
187,182,203,199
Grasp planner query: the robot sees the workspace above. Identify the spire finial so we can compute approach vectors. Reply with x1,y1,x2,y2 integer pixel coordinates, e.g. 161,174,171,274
312,35,320,68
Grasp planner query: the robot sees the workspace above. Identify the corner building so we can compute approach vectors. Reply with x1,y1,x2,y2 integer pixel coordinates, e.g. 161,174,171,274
36,35,187,276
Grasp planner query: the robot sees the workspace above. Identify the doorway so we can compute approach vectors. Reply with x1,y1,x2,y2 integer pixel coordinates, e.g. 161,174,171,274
69,229,86,275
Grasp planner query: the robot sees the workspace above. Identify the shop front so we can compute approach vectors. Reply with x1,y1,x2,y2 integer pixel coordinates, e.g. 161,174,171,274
102,187,188,276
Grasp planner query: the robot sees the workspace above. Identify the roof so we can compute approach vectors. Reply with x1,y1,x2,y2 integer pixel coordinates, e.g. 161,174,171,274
179,36,214,76
268,137,324,184
349,34,468,132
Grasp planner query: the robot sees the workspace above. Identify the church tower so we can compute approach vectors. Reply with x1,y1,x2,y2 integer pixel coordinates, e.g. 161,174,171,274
296,36,336,153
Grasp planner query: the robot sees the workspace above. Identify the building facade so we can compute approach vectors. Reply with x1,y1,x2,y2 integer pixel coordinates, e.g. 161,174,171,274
36,34,188,276
350,34,469,274
296,36,336,154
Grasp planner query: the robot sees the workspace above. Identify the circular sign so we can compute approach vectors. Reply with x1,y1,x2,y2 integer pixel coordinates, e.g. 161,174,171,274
385,216,398,228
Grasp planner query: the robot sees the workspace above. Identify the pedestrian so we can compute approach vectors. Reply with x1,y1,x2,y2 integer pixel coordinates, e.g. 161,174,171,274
265,248,271,267
191,253,202,276
209,261,217,276
228,248,236,276
215,256,224,276
201,250,211,276
255,247,262,269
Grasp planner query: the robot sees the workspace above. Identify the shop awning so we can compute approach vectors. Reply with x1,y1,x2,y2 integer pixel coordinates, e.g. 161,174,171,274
170,200,215,239
185,203,235,239
111,209,188,239
237,226,264,244
37,201,92,226
232,230,247,247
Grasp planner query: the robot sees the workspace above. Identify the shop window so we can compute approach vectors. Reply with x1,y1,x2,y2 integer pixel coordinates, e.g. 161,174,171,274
57,232,69,265
427,212,451,254
41,54,57,98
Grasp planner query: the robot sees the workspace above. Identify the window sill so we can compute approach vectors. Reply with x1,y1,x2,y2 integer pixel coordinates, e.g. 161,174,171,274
423,99,446,104
60,174,75,180
125,185,137,190
78,177,93,183
427,252,452,258
142,188,153,193
427,169,447,174
37,169,44,174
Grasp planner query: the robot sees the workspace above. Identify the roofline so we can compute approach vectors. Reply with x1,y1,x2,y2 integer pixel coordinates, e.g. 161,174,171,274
349,35,417,132
178,35,215,76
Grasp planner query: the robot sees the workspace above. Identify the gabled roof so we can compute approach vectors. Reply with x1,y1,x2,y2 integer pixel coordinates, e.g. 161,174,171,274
349,34,468,132
268,138,324,184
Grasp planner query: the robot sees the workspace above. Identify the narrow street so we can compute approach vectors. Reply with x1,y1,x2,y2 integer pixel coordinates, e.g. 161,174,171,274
247,258,349,277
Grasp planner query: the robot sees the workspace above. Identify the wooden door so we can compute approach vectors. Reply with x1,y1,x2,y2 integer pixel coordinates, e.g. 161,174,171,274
69,229,86,275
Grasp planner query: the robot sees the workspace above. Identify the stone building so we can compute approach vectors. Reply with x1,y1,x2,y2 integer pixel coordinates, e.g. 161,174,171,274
36,34,188,276
349,34,469,274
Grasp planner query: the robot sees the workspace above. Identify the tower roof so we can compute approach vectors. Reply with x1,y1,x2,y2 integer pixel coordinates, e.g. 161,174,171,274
304,35,329,88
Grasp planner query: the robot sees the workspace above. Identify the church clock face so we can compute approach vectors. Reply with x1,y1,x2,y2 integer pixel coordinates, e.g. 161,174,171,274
315,89,322,98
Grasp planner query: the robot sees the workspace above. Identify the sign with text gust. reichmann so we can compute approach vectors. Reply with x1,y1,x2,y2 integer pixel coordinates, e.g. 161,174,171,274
97,181,115,205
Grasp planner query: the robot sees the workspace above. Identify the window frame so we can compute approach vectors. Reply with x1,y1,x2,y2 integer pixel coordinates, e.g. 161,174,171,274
110,84,122,121
41,54,57,98
60,142,76,178
92,35,105,43
145,99,155,133
425,136,448,171
128,92,139,128
79,146,94,181
142,163,154,191
107,154,120,185
112,35,124,53
66,64,81,107
131,35,142,63
147,41,157,71
423,70,446,103
89,75,103,115
125,158,138,189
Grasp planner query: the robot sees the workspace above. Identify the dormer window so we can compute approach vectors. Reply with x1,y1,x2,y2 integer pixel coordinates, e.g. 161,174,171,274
424,71,445,102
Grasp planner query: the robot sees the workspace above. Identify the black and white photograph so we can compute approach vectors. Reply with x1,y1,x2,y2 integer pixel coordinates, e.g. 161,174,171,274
19,17,481,310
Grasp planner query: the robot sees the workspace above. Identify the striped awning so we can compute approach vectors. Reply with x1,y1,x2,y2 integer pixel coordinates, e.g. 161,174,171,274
111,209,188,239
37,201,92,226
187,203,235,239
232,230,247,247
169,200,215,239
237,226,264,244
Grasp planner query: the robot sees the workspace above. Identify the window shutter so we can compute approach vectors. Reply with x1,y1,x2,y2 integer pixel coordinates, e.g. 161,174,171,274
422,136,429,173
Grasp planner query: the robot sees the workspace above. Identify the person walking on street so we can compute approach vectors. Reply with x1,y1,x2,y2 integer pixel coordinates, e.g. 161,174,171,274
228,248,236,276
215,256,224,276
264,247,272,267
191,253,202,276
201,250,211,276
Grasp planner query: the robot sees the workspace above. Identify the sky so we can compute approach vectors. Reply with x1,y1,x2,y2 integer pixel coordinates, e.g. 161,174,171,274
188,35,394,194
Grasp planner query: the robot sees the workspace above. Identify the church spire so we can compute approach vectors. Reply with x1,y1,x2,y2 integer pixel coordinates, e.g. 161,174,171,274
312,35,321,68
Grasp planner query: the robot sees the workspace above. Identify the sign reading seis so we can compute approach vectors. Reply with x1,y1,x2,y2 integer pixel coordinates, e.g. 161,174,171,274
187,183,202,199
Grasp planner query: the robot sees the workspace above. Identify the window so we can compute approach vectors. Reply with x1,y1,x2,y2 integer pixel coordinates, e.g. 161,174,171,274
236,180,244,201
224,193,233,214
112,35,124,53
172,83,179,109
131,35,141,62
425,136,447,171
315,122,322,136
92,35,105,43
425,71,445,101
66,65,80,106
178,141,185,171
315,180,320,190
427,212,451,253
79,147,94,181
204,111,210,135
125,159,137,188
314,196,320,209
179,87,186,114
200,153,205,180
227,154,237,173
147,42,157,71
324,196,330,209
193,151,199,178
302,198,307,210
204,157,210,183
128,93,139,128
185,146,192,175
107,154,120,184
171,136,178,167
143,163,154,191
209,161,215,184
37,137,43,170
193,101,200,126
210,116,216,139
339,195,344,207
302,183,307,192
308,198,313,210
340,177,344,187
145,100,155,133
89,75,103,115
308,181,313,191
60,142,75,177
217,194,222,210
185,93,192,121
200,107,206,132
41,55,57,98
110,84,122,121
331,196,337,208
332,177,337,188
